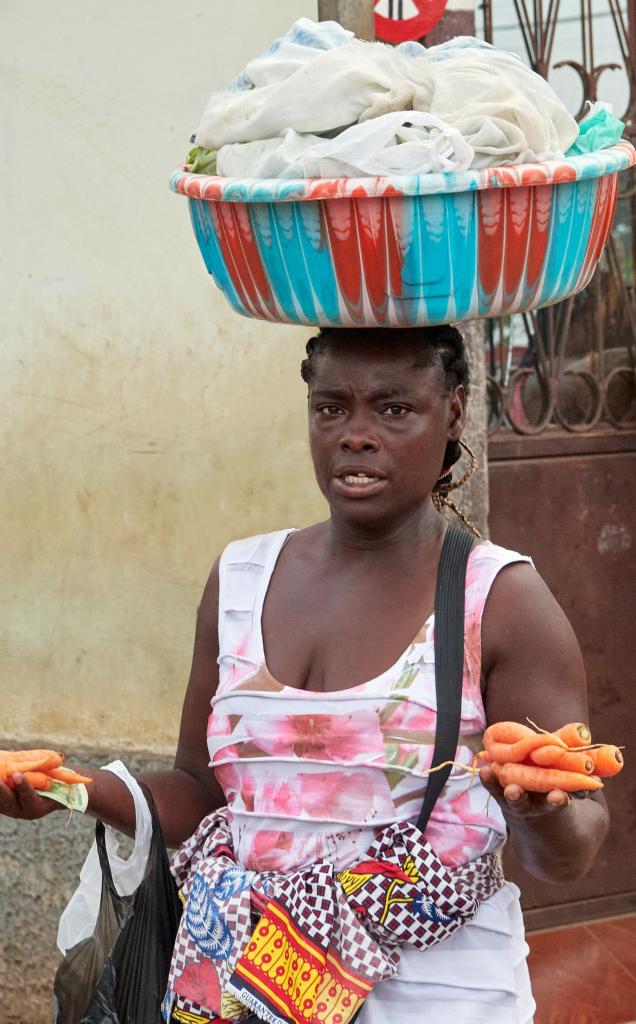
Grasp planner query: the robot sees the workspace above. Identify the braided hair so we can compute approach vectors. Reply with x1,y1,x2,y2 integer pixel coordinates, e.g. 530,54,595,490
300,325,481,537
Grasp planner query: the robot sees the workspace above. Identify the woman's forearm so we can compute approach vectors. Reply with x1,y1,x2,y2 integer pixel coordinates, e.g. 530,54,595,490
81,765,222,849
506,795,609,882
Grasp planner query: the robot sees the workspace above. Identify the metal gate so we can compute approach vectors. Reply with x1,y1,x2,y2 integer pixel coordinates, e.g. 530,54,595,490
482,0,636,928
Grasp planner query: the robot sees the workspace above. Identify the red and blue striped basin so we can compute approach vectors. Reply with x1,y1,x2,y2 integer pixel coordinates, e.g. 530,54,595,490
170,142,636,327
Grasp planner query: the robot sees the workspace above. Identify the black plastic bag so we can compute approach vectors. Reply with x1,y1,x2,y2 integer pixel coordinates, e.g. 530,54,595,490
54,785,182,1024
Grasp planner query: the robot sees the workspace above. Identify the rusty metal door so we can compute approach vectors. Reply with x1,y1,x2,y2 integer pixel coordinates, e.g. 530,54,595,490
483,0,636,929
489,436,636,929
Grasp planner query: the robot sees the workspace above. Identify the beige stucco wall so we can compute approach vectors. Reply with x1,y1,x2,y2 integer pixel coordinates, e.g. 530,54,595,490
1,11,492,1017
1,0,322,755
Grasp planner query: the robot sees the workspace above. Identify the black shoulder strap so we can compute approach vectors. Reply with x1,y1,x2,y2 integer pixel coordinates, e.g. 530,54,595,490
416,525,474,833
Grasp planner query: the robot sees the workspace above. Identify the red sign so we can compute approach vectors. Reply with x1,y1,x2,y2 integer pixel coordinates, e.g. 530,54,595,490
374,0,449,43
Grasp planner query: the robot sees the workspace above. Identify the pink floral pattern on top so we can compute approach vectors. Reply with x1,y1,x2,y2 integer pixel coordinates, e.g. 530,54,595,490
242,709,384,761
210,530,532,874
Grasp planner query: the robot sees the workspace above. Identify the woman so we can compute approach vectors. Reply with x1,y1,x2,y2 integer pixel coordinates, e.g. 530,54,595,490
1,325,608,1022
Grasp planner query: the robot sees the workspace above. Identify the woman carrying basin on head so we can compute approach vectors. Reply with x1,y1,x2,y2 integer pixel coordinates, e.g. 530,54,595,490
1,325,606,1024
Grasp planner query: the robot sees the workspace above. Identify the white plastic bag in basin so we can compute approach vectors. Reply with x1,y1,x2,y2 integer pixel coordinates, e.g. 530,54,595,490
298,110,475,176
217,110,475,179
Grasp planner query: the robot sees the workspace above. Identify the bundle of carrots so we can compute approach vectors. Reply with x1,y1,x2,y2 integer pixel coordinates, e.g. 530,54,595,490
0,749,92,791
478,721,624,793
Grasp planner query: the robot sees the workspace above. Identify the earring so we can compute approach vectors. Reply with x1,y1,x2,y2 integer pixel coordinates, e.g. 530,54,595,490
432,439,482,539
435,439,478,495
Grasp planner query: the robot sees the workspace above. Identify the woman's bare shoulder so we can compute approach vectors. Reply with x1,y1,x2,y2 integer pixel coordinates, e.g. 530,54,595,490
480,558,587,730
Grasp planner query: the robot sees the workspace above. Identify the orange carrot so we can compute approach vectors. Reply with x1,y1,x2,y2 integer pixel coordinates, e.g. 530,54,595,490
554,723,592,747
0,749,64,767
477,750,492,764
48,767,93,785
41,753,64,771
551,751,595,775
485,731,567,765
590,745,624,778
35,754,65,773
527,744,565,766
529,746,595,774
483,722,535,746
22,771,53,791
4,755,60,775
499,762,603,793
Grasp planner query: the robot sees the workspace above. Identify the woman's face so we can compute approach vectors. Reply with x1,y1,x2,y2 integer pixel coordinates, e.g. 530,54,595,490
307,336,466,529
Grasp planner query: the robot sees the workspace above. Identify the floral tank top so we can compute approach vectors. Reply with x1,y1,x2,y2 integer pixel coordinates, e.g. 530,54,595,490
207,529,531,875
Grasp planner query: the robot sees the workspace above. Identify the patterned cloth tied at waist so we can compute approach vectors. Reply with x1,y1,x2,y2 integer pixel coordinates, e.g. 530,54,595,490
164,808,504,1024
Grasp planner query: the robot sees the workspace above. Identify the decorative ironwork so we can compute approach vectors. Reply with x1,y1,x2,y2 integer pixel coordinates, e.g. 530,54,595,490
481,0,636,434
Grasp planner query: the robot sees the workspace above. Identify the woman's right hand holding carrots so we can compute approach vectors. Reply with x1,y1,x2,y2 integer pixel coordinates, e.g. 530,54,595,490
0,771,62,820
0,749,93,820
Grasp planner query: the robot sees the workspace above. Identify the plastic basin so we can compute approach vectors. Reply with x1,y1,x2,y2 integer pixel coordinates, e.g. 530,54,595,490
170,141,636,327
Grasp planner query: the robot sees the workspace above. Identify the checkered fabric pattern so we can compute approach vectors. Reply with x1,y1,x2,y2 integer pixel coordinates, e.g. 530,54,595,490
349,821,504,949
165,810,504,1023
273,864,398,987
171,808,235,891
275,864,336,946
332,884,399,981
171,993,217,1022
169,919,198,994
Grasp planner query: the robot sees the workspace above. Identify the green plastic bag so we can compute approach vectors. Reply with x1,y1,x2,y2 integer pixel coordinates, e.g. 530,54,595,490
186,145,217,175
567,102,625,156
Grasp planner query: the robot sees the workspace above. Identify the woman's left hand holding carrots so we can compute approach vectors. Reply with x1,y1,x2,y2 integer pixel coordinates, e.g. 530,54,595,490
478,726,573,821
480,562,610,883
478,761,574,818
478,720,606,815
477,753,607,884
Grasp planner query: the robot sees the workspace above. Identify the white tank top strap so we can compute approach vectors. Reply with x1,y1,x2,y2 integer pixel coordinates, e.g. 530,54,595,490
217,528,295,690
449,540,534,713
465,540,534,626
